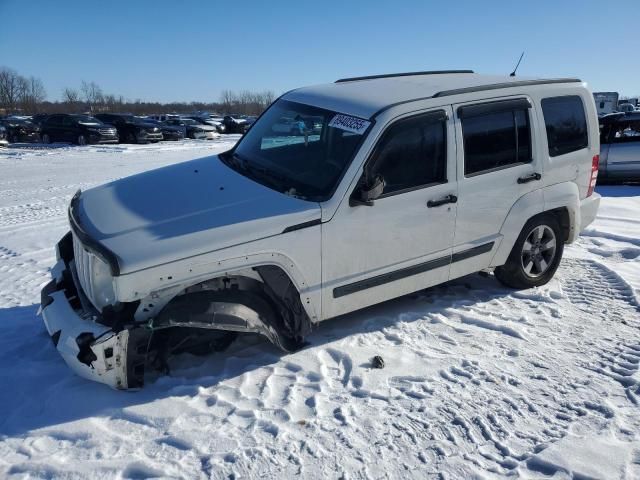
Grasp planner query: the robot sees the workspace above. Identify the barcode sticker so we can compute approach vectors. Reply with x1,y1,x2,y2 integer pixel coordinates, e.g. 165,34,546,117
328,114,371,134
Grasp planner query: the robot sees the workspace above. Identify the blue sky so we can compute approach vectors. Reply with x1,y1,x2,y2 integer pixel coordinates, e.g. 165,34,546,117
0,0,637,103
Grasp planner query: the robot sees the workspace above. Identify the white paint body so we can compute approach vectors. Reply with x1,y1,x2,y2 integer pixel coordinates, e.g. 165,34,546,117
42,73,601,387
101,76,601,324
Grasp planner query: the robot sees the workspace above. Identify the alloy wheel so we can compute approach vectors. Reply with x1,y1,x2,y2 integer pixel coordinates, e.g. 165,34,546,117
520,225,557,278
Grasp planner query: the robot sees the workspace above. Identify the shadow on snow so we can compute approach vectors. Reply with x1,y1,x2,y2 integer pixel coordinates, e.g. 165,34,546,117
0,272,513,437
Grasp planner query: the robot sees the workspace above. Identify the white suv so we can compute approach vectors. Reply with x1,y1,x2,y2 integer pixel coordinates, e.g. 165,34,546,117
40,71,601,389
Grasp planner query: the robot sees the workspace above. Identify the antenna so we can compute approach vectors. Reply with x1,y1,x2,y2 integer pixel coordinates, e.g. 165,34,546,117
509,51,525,77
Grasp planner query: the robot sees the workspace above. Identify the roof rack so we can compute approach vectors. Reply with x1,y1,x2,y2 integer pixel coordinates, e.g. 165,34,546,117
432,78,582,98
370,78,584,118
335,70,474,83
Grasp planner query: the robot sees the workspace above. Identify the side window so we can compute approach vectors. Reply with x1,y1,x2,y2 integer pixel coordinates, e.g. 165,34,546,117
461,104,532,176
370,112,447,195
541,95,588,157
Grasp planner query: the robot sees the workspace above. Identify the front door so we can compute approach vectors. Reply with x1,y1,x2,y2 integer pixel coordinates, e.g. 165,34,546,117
450,97,541,279
322,107,457,319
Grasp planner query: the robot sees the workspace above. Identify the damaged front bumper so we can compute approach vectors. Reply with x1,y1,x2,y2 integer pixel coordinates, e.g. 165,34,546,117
40,258,147,390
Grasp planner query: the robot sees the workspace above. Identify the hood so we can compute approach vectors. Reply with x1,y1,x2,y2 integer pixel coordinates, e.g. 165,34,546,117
76,155,321,274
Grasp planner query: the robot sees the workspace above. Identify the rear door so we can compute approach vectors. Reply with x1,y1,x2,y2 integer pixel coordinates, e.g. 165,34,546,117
451,97,541,279
60,115,74,142
322,107,457,319
44,115,63,141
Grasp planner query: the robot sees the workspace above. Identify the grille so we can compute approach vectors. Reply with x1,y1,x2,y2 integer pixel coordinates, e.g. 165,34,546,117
72,234,95,303
99,128,116,136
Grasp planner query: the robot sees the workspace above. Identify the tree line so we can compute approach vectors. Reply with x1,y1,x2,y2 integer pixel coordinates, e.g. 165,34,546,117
0,66,276,116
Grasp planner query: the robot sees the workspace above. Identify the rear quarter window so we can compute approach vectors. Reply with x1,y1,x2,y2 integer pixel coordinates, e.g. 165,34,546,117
541,95,588,157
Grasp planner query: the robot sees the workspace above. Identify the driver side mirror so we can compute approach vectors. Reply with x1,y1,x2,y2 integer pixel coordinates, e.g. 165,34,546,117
350,175,385,207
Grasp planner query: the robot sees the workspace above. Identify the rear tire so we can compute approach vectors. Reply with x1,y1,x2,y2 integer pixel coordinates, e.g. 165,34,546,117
494,214,564,289
77,134,87,146
126,131,137,144
41,133,51,144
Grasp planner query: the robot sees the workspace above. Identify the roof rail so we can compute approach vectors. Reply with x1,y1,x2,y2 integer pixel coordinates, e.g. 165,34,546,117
335,70,474,83
432,78,582,98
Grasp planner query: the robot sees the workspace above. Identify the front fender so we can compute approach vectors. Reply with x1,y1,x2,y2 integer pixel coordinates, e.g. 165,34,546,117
115,251,320,323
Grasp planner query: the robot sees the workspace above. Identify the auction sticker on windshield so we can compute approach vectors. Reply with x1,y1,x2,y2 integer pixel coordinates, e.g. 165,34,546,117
328,114,371,135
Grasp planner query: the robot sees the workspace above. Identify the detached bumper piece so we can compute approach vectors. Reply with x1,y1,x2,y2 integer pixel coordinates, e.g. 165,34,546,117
40,247,147,389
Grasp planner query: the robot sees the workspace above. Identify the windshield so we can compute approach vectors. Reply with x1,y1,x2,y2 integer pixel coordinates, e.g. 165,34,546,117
224,99,370,201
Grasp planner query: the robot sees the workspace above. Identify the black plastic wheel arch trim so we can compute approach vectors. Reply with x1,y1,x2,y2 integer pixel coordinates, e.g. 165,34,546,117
68,189,121,276
332,242,494,298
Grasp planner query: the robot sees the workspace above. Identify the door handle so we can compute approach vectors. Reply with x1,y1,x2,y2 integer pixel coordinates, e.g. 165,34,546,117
517,172,542,184
427,194,458,208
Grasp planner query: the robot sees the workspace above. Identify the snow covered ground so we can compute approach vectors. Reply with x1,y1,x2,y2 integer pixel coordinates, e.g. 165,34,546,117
0,140,638,479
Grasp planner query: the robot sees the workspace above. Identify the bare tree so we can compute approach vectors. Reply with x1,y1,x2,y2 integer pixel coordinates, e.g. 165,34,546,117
2,67,276,116
62,87,80,103
81,80,103,110
0,67,24,110
19,76,46,113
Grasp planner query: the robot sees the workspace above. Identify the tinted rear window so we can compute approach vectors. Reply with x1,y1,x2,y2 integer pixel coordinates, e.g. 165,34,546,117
462,107,531,176
541,96,588,157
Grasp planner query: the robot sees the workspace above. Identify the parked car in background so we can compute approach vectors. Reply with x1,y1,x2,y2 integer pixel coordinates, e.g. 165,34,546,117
142,118,185,141
164,117,218,139
94,113,163,144
208,116,227,133
222,115,249,133
0,125,8,147
41,114,119,145
599,111,640,181
186,116,225,134
0,117,40,143
30,113,50,127
148,114,180,123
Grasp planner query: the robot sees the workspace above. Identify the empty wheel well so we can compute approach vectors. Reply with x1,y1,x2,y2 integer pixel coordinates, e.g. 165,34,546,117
152,266,312,350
